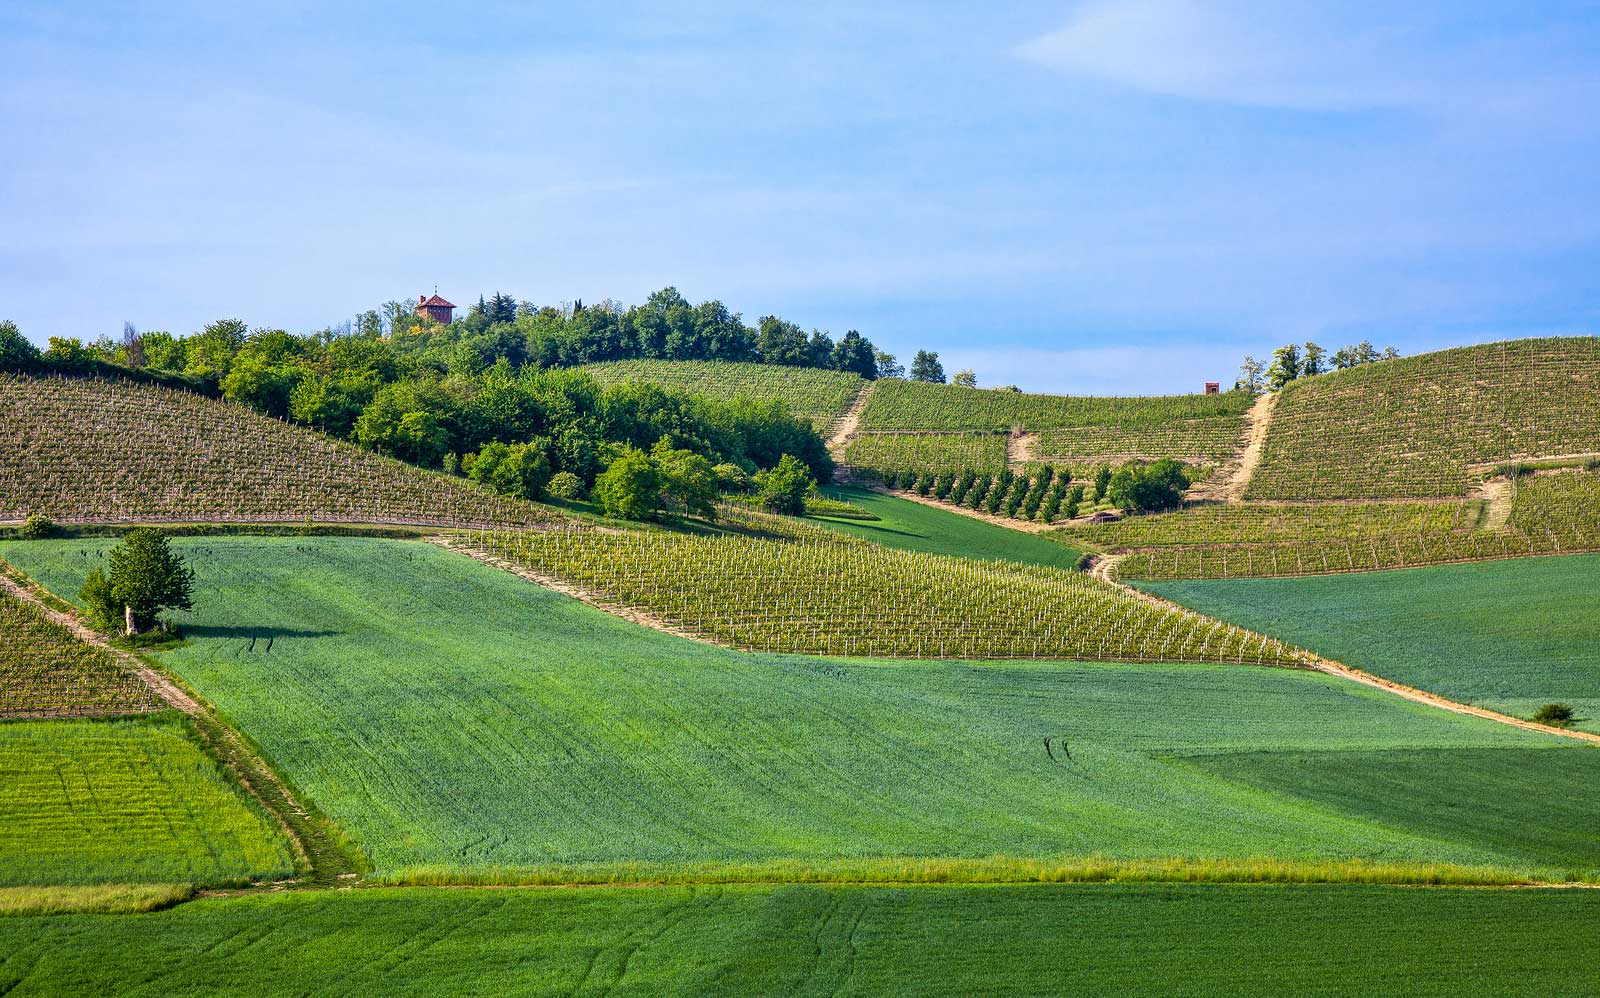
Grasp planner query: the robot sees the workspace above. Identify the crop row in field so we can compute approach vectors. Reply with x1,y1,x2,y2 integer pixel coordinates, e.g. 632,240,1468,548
0,375,561,529
582,359,864,429
1,587,158,718
1117,469,1600,580
842,431,1009,477
476,518,1305,664
1248,337,1600,499
7,883,1600,996
1061,500,1479,551
0,714,293,887
859,379,1254,433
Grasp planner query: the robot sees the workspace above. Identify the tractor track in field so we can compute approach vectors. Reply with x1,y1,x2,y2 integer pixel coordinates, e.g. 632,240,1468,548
0,561,363,887
827,382,875,472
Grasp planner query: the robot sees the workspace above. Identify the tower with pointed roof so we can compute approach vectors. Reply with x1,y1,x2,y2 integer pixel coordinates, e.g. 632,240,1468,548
415,291,456,325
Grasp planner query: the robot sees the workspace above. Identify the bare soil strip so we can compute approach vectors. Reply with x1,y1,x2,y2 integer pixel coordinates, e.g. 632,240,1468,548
826,382,875,464
1006,428,1038,466
1222,391,1277,501
1477,478,1514,531
0,565,363,884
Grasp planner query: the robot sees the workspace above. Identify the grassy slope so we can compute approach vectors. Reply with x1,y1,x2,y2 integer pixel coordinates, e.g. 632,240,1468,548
1144,554,1600,732
0,374,559,528
1,587,158,717
3,884,1599,996
0,714,293,887
4,536,1589,883
812,485,1085,567
582,359,864,428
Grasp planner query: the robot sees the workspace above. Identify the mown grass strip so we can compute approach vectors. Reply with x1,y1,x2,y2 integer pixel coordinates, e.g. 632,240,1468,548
0,883,194,917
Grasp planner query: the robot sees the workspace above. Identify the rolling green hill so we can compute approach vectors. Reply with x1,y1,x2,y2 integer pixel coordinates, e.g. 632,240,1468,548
4,536,1588,886
581,359,865,429
1144,553,1600,731
0,375,563,529
1248,337,1600,499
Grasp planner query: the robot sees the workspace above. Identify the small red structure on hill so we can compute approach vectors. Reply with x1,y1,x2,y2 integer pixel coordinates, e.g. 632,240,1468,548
416,293,456,325
1204,382,1220,394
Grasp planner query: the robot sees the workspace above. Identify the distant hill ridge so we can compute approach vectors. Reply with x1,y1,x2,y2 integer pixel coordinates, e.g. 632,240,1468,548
0,374,564,529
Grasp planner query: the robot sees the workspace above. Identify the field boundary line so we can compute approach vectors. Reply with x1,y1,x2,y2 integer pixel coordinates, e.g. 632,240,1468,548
0,562,365,885
1112,569,1600,745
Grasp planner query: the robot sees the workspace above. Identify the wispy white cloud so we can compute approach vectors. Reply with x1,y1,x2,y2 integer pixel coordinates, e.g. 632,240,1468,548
1018,0,1598,120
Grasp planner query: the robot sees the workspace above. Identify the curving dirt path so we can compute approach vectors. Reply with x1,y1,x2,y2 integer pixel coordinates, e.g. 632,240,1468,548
1006,428,1037,466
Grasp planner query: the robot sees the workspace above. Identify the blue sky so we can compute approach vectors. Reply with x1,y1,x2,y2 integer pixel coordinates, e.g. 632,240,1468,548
4,2,1599,393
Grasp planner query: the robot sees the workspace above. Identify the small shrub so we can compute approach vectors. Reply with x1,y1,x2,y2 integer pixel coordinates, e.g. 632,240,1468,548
546,471,583,501
933,470,956,500
1531,703,1575,727
752,454,815,515
20,513,54,539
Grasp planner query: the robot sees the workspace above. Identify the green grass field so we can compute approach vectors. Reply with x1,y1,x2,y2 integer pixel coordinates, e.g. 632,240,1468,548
0,714,293,887
1144,554,1600,731
2,883,1597,996
3,536,1593,885
812,485,1084,567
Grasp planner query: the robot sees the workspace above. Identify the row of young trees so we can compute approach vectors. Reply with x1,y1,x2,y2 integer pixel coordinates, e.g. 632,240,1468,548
1235,340,1401,393
882,458,1192,522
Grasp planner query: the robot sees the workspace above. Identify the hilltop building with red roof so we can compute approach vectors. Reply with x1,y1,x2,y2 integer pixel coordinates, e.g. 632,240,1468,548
416,293,456,324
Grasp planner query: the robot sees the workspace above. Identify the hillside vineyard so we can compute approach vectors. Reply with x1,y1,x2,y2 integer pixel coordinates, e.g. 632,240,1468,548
582,359,866,431
1247,337,1600,499
0,376,563,529
471,514,1307,665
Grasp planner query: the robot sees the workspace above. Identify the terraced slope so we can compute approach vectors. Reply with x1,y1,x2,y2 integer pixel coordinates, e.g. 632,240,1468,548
581,359,865,430
0,587,158,718
0,375,561,529
847,380,1252,479
1248,337,1600,499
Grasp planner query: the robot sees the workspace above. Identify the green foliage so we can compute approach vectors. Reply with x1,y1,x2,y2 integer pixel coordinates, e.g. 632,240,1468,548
859,378,1253,434
1092,464,1113,502
593,446,661,519
1,588,157,716
0,319,41,371
79,528,194,633
0,715,292,887
652,440,718,517
20,513,53,539
1532,703,1575,727
545,470,583,500
465,440,553,500
8,884,1600,995
1106,459,1191,513
845,432,1008,481
909,350,946,383
752,454,815,515
712,461,749,493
